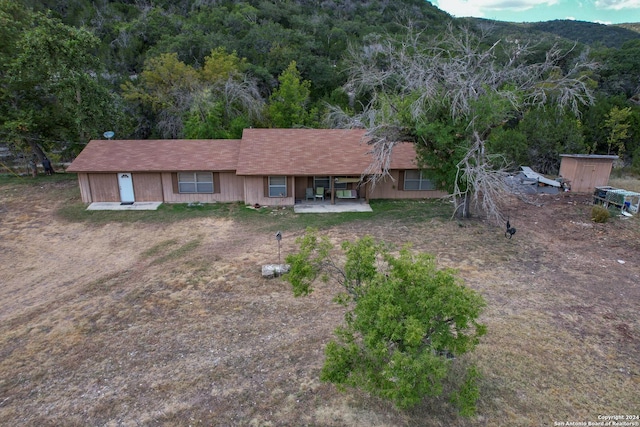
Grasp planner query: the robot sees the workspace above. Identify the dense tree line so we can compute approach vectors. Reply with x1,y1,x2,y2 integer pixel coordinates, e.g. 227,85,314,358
530,19,640,49
1,0,639,174
463,18,640,49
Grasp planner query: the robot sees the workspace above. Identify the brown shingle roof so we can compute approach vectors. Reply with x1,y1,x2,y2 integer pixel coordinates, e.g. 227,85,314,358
66,130,419,175
66,139,240,172
236,128,370,175
236,128,418,175
389,142,420,170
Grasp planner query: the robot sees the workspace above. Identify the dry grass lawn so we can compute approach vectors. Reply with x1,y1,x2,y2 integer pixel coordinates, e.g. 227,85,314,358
0,176,638,426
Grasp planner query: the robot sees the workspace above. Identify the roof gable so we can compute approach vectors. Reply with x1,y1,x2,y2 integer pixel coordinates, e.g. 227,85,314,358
236,128,370,176
236,128,417,175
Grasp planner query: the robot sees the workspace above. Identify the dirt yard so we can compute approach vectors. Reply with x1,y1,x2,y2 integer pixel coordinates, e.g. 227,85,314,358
0,177,638,426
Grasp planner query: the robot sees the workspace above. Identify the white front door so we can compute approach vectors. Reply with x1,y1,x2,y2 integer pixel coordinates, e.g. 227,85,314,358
118,173,135,203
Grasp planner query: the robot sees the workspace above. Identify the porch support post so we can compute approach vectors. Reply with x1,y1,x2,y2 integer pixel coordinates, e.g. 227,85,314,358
364,178,369,202
330,176,335,204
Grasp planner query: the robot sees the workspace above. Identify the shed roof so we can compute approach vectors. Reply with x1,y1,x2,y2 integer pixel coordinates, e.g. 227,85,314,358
236,128,418,175
560,154,619,160
66,139,240,173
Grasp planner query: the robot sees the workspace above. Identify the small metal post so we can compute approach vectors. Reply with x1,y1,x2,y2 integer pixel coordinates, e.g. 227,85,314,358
275,231,282,264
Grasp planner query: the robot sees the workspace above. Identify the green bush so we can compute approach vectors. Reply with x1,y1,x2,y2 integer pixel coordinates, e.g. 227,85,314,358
632,146,640,175
285,229,486,414
591,205,610,223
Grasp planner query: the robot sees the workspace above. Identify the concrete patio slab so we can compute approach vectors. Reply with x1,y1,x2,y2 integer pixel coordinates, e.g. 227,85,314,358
293,201,372,213
87,202,162,211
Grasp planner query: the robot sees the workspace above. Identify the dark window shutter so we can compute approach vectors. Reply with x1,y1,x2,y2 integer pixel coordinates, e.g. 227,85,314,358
398,170,405,191
172,173,179,193
213,173,221,194
263,177,269,197
287,176,293,197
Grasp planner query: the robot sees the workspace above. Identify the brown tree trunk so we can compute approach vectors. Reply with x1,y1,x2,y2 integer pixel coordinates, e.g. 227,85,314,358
28,141,55,173
28,140,45,163
454,193,472,219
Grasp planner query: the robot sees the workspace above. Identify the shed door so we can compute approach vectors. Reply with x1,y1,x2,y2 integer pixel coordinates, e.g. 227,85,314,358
118,173,135,203
576,163,598,193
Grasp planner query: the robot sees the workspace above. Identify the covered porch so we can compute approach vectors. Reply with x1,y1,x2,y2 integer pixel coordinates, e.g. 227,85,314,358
295,175,368,206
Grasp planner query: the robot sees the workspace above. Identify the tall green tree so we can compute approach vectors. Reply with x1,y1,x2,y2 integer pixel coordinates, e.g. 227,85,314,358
202,47,247,81
187,48,263,139
487,106,587,174
123,49,263,139
122,52,201,138
267,61,312,128
603,106,632,157
0,2,125,159
285,229,486,414
581,95,626,154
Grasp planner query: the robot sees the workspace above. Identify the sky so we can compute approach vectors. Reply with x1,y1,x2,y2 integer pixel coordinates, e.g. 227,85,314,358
431,0,640,25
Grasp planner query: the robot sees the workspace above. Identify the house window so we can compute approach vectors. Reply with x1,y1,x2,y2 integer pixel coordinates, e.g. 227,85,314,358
333,177,348,190
404,170,435,190
268,176,287,197
314,176,330,191
178,172,214,193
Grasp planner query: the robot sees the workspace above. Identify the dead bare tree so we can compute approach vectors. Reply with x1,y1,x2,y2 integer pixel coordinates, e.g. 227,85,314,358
333,23,597,224
221,76,264,122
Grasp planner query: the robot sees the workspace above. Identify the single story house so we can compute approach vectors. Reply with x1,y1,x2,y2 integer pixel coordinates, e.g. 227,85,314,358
66,128,446,206
559,154,619,193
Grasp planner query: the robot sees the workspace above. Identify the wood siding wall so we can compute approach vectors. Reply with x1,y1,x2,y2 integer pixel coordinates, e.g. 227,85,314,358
80,172,244,203
76,173,93,203
88,173,119,202
243,176,296,206
161,172,244,203
77,170,446,204
368,170,447,199
559,158,614,193
133,173,163,201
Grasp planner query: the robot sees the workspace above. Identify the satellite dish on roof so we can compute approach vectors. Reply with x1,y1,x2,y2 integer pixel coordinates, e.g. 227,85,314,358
103,131,115,140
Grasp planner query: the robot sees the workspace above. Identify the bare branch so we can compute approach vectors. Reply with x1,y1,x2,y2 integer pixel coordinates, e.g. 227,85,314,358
451,131,510,223
222,76,264,121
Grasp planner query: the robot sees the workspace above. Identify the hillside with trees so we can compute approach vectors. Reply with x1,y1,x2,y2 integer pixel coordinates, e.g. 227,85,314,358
530,19,640,49
465,17,640,49
1,0,639,178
